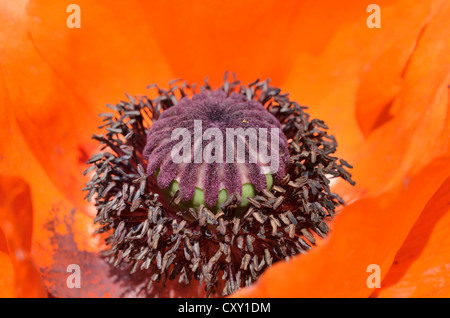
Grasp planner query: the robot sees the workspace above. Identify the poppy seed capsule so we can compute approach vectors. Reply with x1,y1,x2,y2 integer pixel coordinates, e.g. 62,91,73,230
143,90,289,212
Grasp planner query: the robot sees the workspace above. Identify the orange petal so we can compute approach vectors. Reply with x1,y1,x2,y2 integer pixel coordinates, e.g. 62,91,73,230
373,178,450,298
0,90,203,296
25,0,174,107
1,71,105,296
281,0,445,157
332,0,450,202
147,0,386,87
355,0,447,135
234,157,450,297
234,0,450,296
0,229,16,297
0,0,173,211
0,70,45,297
147,0,303,86
0,175,47,297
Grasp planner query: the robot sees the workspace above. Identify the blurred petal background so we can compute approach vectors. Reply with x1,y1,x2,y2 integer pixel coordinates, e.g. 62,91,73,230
0,0,448,297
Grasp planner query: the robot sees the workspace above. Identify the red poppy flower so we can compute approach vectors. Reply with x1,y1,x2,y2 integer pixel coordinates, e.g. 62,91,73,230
0,0,449,298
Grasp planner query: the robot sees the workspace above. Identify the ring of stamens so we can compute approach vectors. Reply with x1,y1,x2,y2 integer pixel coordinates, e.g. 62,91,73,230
84,75,355,297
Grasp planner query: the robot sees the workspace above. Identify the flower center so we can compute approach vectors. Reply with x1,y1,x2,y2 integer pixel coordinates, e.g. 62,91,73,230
143,89,289,211
205,106,227,122
84,76,355,297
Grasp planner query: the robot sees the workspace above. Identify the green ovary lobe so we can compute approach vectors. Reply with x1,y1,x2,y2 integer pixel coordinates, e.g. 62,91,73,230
165,174,273,214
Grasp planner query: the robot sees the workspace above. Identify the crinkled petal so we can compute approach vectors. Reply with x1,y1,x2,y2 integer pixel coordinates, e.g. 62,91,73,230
373,178,450,298
234,0,450,297
0,175,47,297
0,229,16,298
234,157,450,297
355,0,447,135
281,0,447,157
